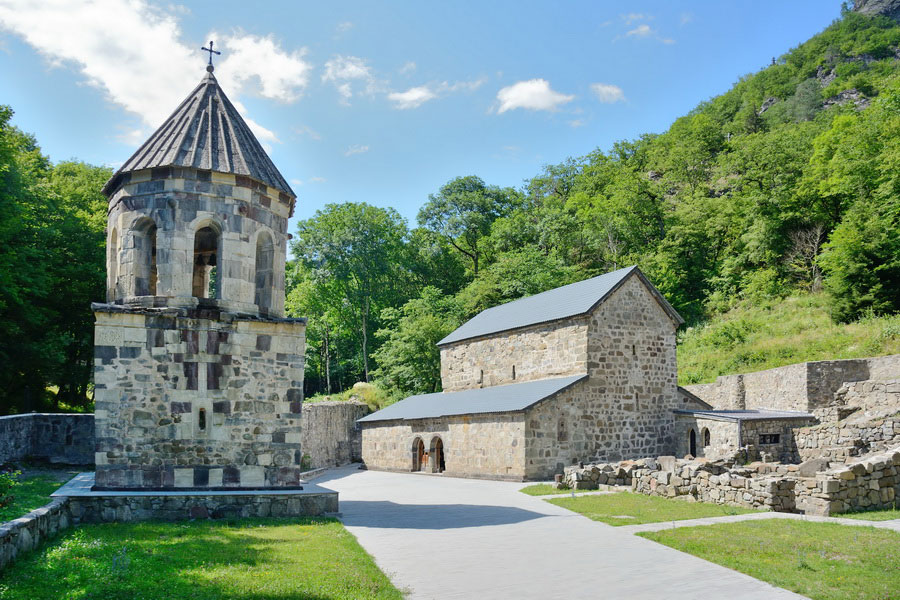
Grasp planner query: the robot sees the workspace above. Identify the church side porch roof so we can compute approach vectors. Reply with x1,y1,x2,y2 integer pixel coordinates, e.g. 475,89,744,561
358,374,587,423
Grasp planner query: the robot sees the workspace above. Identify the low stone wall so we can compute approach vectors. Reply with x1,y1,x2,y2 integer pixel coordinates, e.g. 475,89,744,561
801,447,900,516
0,414,94,466
562,460,639,489
300,401,368,468
793,416,900,462
0,498,71,571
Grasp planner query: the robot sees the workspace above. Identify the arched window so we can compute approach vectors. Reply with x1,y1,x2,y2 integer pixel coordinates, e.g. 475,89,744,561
429,436,445,473
702,428,711,448
198,408,207,431
193,225,220,299
411,437,425,472
131,218,157,296
689,429,697,457
254,231,274,314
108,228,119,301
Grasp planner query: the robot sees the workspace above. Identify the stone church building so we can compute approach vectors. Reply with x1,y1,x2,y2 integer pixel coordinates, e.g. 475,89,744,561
360,266,695,480
92,64,308,490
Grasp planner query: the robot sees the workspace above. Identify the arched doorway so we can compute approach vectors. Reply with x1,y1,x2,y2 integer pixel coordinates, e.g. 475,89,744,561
411,437,425,472
430,437,445,473
702,428,711,449
689,429,697,457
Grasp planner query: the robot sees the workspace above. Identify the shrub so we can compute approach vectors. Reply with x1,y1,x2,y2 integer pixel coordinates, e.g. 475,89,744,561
0,468,21,509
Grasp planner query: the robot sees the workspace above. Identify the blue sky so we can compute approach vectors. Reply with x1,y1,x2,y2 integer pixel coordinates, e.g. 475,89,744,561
1,1,844,231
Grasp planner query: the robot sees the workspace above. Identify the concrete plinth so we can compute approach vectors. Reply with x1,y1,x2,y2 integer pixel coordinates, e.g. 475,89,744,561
53,473,339,522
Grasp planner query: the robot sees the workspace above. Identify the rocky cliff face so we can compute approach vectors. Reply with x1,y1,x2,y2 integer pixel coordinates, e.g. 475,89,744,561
855,0,900,21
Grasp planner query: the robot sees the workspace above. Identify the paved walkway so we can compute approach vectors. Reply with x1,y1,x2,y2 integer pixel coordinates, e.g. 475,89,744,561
318,467,808,600
618,508,900,534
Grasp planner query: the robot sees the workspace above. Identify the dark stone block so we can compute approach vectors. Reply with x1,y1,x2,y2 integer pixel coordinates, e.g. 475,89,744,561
193,468,209,487
223,466,240,485
256,335,271,351
183,362,198,390
147,329,165,347
286,388,302,403
272,432,285,443
120,346,141,359
212,401,231,414
182,330,200,354
173,353,184,363
142,468,162,488
220,354,232,365
197,170,211,182
235,175,253,188
146,315,176,330
190,505,209,519
290,402,302,413
171,401,191,414
94,346,117,360
207,362,223,390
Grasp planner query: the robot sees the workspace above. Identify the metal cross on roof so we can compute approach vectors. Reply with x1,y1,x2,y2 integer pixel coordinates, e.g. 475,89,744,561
201,41,221,71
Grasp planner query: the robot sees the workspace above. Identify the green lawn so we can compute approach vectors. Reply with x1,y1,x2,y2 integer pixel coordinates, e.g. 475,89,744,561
0,518,401,600
640,520,900,600
839,506,900,521
0,476,62,523
547,492,759,525
518,484,602,496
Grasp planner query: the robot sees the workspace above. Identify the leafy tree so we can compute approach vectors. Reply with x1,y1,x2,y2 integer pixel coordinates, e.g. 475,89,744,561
417,176,521,275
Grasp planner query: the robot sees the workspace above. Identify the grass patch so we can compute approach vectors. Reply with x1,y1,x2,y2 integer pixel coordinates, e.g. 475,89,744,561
547,492,758,525
838,506,900,521
0,518,401,600
305,382,400,411
0,476,62,523
678,293,900,384
518,484,598,496
639,520,900,600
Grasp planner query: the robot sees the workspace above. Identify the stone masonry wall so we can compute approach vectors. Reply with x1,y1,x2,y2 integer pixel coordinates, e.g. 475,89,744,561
439,316,589,392
674,416,739,459
0,498,71,571
361,413,527,480
798,446,900,516
793,416,900,462
300,401,368,468
93,307,306,489
0,414,94,466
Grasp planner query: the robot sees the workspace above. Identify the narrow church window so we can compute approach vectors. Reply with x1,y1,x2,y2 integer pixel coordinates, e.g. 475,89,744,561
702,428,711,447
193,226,221,299
198,408,207,431
131,218,157,296
109,228,119,301
557,418,568,442
254,231,275,314
512,365,516,380
478,369,483,384
632,344,636,356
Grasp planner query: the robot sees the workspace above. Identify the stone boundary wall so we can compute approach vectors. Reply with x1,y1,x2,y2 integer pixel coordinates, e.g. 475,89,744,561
0,414,94,466
0,498,71,571
300,401,368,468
793,416,900,462
802,447,900,515
683,355,899,414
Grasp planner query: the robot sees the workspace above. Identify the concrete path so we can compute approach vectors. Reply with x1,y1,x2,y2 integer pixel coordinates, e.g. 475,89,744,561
618,508,900,534
319,467,808,600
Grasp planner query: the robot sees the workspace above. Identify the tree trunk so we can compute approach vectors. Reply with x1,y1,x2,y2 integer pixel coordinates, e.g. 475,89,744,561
361,299,370,382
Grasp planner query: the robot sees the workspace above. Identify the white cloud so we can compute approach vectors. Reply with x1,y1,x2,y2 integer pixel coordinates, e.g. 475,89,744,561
590,83,625,103
322,55,377,104
215,32,311,103
495,79,574,114
622,13,647,25
680,12,693,25
336,21,353,33
569,119,586,128
388,86,437,109
290,178,304,186
626,24,653,37
309,176,326,183
294,124,321,140
0,0,302,144
344,144,369,156
387,78,485,110
399,61,416,74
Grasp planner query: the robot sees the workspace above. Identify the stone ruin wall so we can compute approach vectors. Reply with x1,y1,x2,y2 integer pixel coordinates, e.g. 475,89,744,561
361,413,528,480
93,307,306,490
793,416,900,462
300,401,368,469
439,316,589,392
0,414,95,466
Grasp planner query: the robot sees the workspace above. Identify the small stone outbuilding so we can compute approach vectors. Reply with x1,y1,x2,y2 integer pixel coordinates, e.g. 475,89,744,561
360,266,686,480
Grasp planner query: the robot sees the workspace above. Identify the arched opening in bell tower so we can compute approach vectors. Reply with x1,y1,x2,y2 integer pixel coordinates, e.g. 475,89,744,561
254,231,274,315
131,217,157,296
193,225,221,300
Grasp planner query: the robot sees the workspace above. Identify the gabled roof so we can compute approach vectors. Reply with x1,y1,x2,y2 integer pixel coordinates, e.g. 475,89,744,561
438,266,683,346
103,70,294,198
358,374,587,423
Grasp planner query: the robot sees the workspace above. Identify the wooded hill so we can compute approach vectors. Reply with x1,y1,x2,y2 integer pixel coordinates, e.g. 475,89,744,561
0,8,898,413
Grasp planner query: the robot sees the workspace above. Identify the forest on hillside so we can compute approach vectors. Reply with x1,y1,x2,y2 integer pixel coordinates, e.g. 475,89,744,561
1,9,898,413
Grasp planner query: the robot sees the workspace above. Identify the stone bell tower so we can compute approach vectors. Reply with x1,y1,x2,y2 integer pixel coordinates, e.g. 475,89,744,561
92,57,307,490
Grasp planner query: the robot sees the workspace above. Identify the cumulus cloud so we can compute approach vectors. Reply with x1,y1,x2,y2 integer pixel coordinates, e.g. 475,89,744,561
388,86,437,109
590,83,625,103
568,119,586,128
344,144,369,156
294,124,321,140
336,21,353,33
322,55,377,104
309,176,327,183
495,79,574,113
0,0,303,145
622,13,648,25
399,61,417,74
387,78,485,109
626,24,653,37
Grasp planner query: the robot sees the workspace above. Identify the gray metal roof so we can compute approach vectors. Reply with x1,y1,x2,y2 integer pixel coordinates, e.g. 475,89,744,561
358,374,587,423
103,70,294,198
438,266,682,346
673,409,815,423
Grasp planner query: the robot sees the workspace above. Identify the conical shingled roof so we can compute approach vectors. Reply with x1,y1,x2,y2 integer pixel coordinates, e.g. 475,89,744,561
103,70,294,198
